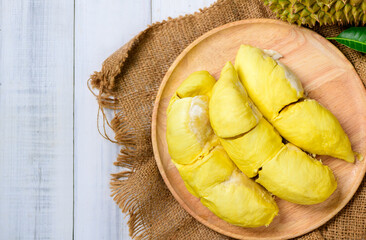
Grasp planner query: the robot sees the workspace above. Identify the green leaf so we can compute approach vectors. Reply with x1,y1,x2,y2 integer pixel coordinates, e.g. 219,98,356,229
327,27,366,53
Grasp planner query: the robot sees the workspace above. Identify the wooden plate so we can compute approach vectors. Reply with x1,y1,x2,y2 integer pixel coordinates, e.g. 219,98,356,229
151,19,366,239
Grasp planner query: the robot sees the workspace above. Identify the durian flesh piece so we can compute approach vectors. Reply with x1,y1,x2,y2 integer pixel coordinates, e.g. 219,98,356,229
235,44,304,121
257,143,337,205
262,0,366,27
272,99,354,162
176,70,216,99
174,144,236,197
209,62,260,138
235,44,354,163
166,71,279,227
175,145,279,228
167,70,216,114
166,96,213,165
201,166,279,227
220,118,283,178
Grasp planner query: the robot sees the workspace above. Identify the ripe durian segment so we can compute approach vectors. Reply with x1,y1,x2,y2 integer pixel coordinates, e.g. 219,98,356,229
235,44,304,121
166,96,213,165
201,168,279,227
220,118,283,178
272,99,354,162
210,62,260,138
176,70,217,99
174,142,279,228
174,145,236,197
167,70,216,114
263,0,366,27
256,143,337,205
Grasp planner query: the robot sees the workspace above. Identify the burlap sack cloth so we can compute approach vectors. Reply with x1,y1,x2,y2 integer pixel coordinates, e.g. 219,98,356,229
89,0,366,239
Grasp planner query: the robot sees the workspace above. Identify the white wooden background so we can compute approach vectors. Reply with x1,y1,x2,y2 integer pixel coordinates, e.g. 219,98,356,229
0,0,216,239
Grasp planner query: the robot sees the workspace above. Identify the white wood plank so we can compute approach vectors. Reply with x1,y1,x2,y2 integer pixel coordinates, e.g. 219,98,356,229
0,0,74,239
74,0,151,239
152,0,217,23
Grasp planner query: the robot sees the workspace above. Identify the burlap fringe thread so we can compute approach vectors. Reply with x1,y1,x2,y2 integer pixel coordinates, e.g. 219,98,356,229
89,27,153,239
88,78,143,239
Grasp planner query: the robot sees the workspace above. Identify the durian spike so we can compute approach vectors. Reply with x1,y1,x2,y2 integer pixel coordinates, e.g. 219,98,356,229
299,9,311,18
327,6,337,15
331,15,337,24
288,12,300,23
318,10,326,20
322,4,330,12
320,0,336,5
292,3,305,13
344,4,353,23
282,9,291,16
310,16,317,26
323,14,333,24
266,0,276,7
335,10,347,23
350,0,363,6
335,0,345,11
300,0,316,8
362,1,366,14
327,0,338,8
310,3,321,13
278,0,290,8
352,6,362,23
272,5,284,14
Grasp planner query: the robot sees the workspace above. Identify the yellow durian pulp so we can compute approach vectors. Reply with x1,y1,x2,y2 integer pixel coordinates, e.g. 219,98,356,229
235,44,303,121
257,143,337,205
167,70,216,115
209,62,337,205
166,96,213,165
201,166,278,227
272,99,354,163
176,145,279,228
166,71,279,227
209,62,260,138
220,118,283,178
176,70,216,99
174,144,236,197
235,44,354,163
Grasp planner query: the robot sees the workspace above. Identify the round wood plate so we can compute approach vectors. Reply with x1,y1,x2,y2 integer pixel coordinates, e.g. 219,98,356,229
151,19,366,239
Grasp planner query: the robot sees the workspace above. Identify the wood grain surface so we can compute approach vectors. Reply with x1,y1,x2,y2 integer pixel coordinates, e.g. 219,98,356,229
0,1,74,239
152,19,366,239
74,0,151,239
0,0,216,239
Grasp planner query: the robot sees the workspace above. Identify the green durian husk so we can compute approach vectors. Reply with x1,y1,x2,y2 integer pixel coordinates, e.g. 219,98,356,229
263,0,366,26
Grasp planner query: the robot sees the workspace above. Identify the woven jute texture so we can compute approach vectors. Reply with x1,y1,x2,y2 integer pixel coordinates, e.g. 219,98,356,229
89,0,366,239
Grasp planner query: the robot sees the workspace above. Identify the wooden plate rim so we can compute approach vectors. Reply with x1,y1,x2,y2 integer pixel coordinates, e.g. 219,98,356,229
151,18,366,240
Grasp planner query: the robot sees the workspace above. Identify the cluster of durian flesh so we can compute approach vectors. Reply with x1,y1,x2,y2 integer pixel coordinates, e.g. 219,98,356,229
263,0,366,26
166,45,354,228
